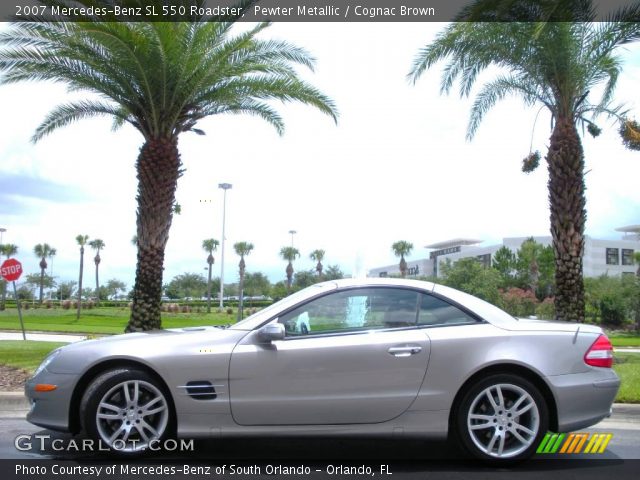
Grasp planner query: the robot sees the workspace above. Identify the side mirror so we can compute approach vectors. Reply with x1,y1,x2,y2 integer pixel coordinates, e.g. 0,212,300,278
258,323,285,342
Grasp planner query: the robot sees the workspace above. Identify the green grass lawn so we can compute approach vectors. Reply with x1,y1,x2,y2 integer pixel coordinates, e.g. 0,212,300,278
608,333,640,348
0,340,66,371
0,307,238,334
613,353,640,403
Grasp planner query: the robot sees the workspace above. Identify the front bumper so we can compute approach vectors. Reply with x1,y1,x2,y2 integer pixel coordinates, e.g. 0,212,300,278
25,370,78,432
547,368,620,432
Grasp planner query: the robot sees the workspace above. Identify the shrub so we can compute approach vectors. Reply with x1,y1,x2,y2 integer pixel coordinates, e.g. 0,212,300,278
62,300,71,310
226,307,233,315
535,297,555,319
500,287,539,317
600,294,627,327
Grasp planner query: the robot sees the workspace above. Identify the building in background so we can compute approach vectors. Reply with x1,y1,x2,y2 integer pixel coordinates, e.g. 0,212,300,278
368,226,640,279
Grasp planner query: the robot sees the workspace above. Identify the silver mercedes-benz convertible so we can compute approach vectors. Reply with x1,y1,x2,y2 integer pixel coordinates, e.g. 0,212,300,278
25,278,619,462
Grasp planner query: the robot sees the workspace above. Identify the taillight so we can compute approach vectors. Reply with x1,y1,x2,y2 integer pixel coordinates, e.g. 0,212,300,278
584,334,614,368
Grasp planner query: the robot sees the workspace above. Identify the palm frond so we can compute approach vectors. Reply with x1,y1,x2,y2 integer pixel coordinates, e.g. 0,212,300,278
33,100,130,142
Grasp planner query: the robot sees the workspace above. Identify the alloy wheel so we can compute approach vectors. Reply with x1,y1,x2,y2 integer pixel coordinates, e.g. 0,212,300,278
95,379,169,452
466,383,540,459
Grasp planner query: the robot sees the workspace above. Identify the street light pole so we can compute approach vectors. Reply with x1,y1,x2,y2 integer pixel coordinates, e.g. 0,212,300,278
218,183,232,310
289,229,297,248
0,227,6,250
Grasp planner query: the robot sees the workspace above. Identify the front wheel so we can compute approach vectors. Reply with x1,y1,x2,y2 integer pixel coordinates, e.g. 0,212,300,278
456,374,548,463
80,369,173,454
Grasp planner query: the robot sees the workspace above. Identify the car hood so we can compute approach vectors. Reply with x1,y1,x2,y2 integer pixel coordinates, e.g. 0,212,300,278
47,326,245,374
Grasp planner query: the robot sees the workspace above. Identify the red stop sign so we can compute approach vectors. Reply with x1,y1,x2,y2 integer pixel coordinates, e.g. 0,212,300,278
1,258,23,282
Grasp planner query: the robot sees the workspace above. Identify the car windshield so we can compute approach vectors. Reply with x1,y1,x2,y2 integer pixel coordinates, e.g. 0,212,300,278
228,282,339,331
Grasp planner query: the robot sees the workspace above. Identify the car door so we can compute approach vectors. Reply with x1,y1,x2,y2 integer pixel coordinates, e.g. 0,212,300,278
228,287,431,425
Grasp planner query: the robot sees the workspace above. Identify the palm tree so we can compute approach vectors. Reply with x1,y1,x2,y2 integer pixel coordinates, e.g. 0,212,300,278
33,243,55,304
409,13,639,322
234,242,254,322
392,241,414,278
202,239,220,314
0,244,17,258
280,246,300,292
0,243,18,310
310,249,326,278
0,13,337,332
76,234,89,320
88,239,105,305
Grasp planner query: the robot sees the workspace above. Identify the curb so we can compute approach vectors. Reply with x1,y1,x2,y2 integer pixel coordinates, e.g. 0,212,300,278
0,392,29,417
0,392,27,406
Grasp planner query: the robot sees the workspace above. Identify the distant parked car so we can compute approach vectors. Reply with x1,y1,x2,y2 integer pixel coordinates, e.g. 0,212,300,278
25,278,618,462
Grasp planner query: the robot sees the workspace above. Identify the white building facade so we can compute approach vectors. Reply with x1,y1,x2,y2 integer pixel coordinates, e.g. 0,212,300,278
368,226,640,279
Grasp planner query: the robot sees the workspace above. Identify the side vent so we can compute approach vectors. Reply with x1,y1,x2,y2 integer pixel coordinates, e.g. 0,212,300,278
185,381,217,400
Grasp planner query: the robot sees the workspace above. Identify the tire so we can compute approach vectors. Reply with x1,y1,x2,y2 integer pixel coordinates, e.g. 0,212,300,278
455,373,548,463
80,368,173,455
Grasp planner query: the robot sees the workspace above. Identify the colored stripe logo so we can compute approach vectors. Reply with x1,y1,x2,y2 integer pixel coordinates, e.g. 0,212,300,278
537,432,613,454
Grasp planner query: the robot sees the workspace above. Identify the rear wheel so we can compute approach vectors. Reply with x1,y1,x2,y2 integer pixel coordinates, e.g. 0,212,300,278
80,369,172,454
456,374,548,463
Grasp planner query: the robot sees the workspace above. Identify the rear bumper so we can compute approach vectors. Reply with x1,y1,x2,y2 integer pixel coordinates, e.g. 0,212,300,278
547,368,620,432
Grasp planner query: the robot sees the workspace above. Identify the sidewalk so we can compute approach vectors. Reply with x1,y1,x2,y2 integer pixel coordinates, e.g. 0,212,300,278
0,332,87,343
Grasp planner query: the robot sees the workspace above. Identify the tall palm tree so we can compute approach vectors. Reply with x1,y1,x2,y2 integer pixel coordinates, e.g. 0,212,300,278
233,241,254,322
76,234,89,320
33,243,54,304
310,249,326,278
392,241,414,278
280,246,300,292
409,13,639,322
0,243,18,310
88,239,105,305
0,12,337,332
202,238,219,314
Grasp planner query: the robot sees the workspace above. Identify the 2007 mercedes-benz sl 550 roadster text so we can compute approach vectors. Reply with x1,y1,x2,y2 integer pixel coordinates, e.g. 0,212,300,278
25,278,619,462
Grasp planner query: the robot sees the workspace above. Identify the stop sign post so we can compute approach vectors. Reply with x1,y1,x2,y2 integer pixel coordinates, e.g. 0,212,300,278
1,258,26,340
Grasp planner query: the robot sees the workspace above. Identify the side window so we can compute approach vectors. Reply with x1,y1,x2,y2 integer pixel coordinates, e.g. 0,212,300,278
418,294,478,326
278,288,420,336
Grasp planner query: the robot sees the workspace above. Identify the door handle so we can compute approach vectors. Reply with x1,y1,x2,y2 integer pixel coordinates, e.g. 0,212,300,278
388,346,422,357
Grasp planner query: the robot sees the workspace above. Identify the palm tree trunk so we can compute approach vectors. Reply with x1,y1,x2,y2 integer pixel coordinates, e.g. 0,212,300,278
206,262,213,314
237,275,244,323
286,262,294,292
547,116,586,322
76,248,84,320
126,137,182,332
39,267,45,304
94,257,100,306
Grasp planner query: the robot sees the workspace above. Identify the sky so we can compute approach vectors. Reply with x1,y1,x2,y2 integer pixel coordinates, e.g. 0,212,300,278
0,21,639,292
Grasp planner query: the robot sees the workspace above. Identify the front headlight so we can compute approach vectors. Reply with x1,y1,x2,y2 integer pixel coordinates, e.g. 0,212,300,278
32,348,62,377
